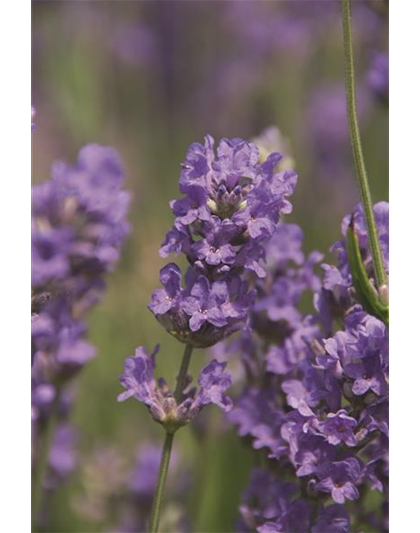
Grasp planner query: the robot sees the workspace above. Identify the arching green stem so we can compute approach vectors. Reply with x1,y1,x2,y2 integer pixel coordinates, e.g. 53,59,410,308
341,0,387,288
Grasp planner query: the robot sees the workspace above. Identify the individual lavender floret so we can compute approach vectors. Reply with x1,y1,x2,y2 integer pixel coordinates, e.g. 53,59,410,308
150,135,296,347
311,504,350,533
238,469,313,533
319,410,358,447
316,458,361,504
118,345,232,432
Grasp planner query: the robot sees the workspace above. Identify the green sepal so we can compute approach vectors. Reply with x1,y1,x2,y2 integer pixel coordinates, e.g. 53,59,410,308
346,218,389,327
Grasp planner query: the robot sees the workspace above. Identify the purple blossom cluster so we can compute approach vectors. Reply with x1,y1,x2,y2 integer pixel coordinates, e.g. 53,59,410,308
32,144,130,381
368,52,389,104
118,345,233,431
148,135,297,348
239,469,350,533
32,144,130,502
226,203,389,531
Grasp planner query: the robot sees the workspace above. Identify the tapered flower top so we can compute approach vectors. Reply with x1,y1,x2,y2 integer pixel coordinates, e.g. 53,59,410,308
118,345,232,433
32,144,131,289
149,136,297,347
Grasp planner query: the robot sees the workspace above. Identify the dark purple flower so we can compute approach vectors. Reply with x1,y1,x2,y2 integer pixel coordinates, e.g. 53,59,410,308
118,345,159,405
345,353,388,397
368,52,389,103
32,144,131,381
180,277,232,332
171,186,211,228
148,263,182,316
189,360,233,414
319,409,358,447
192,218,237,267
316,459,361,504
312,504,350,533
149,264,254,348
294,435,336,478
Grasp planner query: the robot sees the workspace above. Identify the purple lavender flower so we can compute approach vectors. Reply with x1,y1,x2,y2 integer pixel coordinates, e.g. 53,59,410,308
368,52,389,104
224,198,389,527
316,459,361,504
118,345,232,432
238,469,310,533
32,144,130,381
148,263,182,316
149,264,253,348
319,410,358,447
312,505,350,533
345,351,388,397
294,435,336,478
150,135,296,347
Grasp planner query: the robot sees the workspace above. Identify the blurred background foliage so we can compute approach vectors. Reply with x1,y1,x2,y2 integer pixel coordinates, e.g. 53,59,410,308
32,1,388,531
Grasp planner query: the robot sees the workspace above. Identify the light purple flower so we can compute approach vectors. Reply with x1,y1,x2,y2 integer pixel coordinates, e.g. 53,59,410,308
118,345,232,431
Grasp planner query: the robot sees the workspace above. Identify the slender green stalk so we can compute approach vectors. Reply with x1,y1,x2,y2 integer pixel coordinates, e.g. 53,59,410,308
149,343,194,532
149,432,174,533
32,385,61,529
340,0,387,288
174,343,193,402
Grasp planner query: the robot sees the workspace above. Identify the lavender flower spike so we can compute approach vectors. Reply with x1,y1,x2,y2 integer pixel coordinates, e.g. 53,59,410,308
149,135,297,348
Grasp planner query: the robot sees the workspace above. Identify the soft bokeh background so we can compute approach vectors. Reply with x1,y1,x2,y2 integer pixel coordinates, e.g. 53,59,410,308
32,1,388,531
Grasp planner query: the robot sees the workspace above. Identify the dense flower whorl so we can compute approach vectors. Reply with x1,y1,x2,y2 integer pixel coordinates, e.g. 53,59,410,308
149,135,297,347
239,469,350,533
32,144,131,289
228,202,388,530
31,144,131,380
118,345,233,432
368,52,389,104
148,263,255,348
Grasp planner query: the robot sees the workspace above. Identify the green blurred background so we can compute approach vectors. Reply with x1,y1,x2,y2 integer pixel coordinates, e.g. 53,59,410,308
32,1,388,531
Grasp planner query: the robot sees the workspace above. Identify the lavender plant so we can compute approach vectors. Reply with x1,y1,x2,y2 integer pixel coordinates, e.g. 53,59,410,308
228,202,388,531
224,0,389,530
117,135,297,531
31,144,131,526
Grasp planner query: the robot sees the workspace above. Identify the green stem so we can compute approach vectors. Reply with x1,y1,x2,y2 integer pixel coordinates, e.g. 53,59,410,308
32,385,61,529
340,0,387,289
149,343,193,532
174,343,193,402
149,432,174,533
